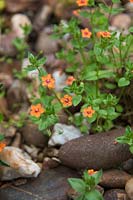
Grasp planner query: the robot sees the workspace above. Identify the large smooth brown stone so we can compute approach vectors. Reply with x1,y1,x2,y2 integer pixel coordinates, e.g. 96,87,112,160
59,128,132,170
100,169,132,188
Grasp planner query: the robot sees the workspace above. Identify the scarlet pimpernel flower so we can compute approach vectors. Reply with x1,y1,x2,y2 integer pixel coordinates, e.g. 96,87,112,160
30,103,45,118
73,9,80,16
88,169,97,176
82,106,95,118
76,0,88,6
0,142,6,153
60,95,72,107
66,76,76,85
81,28,92,38
41,74,55,89
97,31,111,38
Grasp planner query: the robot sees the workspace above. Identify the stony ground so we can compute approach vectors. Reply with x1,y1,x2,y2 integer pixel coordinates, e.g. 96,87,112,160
0,0,133,200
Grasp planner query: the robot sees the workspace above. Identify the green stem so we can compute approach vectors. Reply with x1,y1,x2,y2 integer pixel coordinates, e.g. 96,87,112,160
108,3,113,22
118,87,125,100
123,37,133,65
119,35,123,67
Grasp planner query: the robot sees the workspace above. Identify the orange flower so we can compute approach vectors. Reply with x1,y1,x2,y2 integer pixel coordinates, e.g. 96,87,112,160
81,28,92,38
82,106,95,118
97,31,111,38
129,0,133,2
60,95,72,107
76,0,88,6
88,169,97,176
42,74,55,89
0,142,6,153
73,9,80,16
66,76,76,85
30,103,45,118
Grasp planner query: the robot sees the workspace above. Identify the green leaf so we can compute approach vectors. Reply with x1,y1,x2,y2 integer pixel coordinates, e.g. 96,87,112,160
37,57,46,66
129,26,133,33
129,145,133,154
92,170,103,185
38,115,58,131
0,0,5,10
0,160,9,167
75,195,85,200
80,125,88,134
72,95,82,106
116,136,129,144
98,70,115,79
0,134,4,141
0,113,4,123
68,178,86,193
85,190,103,200
112,0,120,3
87,113,97,123
53,102,62,113
118,77,130,87
125,126,132,135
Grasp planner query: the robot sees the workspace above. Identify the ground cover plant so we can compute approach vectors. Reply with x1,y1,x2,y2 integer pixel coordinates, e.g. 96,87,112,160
27,0,133,134
0,0,133,199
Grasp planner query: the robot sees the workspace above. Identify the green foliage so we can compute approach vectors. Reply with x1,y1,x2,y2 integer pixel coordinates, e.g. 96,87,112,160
12,24,32,61
25,2,132,134
116,126,133,154
0,134,4,141
68,170,103,200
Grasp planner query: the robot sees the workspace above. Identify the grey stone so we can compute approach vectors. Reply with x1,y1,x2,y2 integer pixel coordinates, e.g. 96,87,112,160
59,128,132,170
0,166,77,200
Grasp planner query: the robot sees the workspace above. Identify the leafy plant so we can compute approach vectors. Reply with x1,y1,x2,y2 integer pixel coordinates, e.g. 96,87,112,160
68,170,103,200
116,126,133,154
25,1,133,134
12,24,32,61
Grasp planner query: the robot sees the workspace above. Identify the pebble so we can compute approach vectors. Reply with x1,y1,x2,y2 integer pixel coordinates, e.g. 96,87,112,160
111,14,131,30
11,132,21,148
100,169,132,188
125,178,133,200
48,123,82,147
0,147,41,180
21,123,48,148
104,189,129,200
33,5,52,31
35,28,59,54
